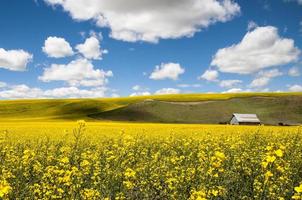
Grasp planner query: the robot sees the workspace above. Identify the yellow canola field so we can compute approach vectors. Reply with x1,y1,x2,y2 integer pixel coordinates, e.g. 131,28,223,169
0,121,302,199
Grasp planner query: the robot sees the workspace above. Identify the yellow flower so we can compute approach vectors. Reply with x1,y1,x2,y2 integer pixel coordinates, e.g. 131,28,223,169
292,195,301,200
275,149,283,157
277,166,285,173
189,190,207,200
0,180,11,198
266,155,276,163
123,180,134,189
59,157,69,164
80,160,90,168
295,184,302,193
214,151,226,160
265,171,273,179
261,161,268,169
124,168,136,178
77,120,86,125
81,188,100,199
211,189,219,196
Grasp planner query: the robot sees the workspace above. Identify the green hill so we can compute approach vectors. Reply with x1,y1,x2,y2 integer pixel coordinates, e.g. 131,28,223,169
0,92,302,125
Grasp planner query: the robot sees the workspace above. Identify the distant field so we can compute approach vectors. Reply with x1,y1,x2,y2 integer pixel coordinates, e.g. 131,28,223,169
0,92,302,125
1,121,299,141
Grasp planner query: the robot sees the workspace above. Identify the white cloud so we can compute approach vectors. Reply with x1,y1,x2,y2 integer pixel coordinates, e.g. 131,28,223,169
198,69,219,82
76,36,106,60
288,84,302,92
177,84,201,88
43,86,108,98
211,26,300,74
89,30,104,41
249,69,283,88
132,85,141,91
288,66,300,77
250,77,270,88
247,20,258,31
0,48,33,71
42,36,74,58
284,0,302,5
155,88,180,95
0,81,7,88
131,85,150,93
44,0,240,42
0,84,43,99
130,91,151,97
222,88,243,93
150,63,185,80
219,79,242,88
111,93,120,97
39,58,113,87
259,68,283,78
0,84,109,99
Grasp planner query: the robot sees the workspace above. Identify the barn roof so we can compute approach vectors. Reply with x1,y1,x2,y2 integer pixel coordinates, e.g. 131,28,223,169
232,113,260,123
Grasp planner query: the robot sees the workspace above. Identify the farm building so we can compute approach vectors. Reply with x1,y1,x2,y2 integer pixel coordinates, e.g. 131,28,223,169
230,113,261,125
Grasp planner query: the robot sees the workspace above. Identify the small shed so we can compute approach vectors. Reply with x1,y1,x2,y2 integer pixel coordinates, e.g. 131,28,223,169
230,113,261,125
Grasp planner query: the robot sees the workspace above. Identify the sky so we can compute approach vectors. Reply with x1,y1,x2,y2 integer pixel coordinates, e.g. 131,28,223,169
0,0,301,99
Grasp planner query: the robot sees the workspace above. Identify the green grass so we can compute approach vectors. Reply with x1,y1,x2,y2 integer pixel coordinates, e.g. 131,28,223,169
0,92,302,125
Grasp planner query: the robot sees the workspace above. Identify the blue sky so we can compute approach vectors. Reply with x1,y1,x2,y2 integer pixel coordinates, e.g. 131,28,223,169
0,0,301,98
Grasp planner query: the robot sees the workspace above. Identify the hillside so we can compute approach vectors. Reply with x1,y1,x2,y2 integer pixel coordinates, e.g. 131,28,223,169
0,92,302,125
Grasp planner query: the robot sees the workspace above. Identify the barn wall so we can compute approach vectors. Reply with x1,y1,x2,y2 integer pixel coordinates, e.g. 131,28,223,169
230,117,239,125
238,122,261,125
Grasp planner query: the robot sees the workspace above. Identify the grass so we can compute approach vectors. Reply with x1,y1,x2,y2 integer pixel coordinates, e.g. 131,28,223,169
0,92,301,125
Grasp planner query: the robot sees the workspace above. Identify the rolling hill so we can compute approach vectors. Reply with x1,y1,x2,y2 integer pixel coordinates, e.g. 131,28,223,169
0,92,302,125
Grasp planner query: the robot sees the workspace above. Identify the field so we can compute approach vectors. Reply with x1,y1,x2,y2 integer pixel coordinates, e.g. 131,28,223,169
1,92,302,125
1,121,302,199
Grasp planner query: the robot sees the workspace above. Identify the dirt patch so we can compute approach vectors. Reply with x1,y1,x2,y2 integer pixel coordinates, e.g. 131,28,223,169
155,100,215,105
251,96,277,100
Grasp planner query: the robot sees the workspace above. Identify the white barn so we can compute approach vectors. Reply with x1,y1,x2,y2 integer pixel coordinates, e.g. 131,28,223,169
230,113,261,125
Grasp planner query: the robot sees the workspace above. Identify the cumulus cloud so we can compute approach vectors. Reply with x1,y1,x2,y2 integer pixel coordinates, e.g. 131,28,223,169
0,81,7,88
0,48,33,71
222,88,244,93
155,88,181,95
198,69,219,82
249,69,283,88
177,84,201,88
219,79,242,88
44,0,240,42
211,26,300,74
249,77,270,88
131,85,150,96
39,58,113,87
76,36,106,60
247,20,258,31
288,84,302,92
0,84,109,99
150,63,185,80
288,66,300,77
42,36,74,58
111,93,120,98
130,91,151,97
284,0,302,5
0,84,43,99
132,85,141,91
43,86,108,98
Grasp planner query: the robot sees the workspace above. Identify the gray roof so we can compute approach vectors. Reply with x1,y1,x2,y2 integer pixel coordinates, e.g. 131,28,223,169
233,113,260,123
